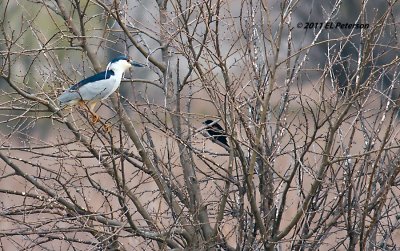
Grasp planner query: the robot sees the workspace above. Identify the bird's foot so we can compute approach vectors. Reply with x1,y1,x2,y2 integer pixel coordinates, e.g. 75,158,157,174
103,123,112,133
91,114,100,124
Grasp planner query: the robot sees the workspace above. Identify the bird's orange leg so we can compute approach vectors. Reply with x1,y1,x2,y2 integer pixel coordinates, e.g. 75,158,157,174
88,102,100,124
78,100,86,108
77,100,100,123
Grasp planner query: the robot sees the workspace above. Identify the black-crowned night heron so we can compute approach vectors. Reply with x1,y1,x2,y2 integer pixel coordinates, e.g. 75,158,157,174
57,56,144,123
203,119,229,147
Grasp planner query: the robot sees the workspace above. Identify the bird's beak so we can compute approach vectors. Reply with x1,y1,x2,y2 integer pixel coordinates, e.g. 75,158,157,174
130,61,145,67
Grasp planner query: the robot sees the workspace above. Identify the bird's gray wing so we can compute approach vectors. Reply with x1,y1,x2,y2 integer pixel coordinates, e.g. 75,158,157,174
76,78,116,100
57,91,81,107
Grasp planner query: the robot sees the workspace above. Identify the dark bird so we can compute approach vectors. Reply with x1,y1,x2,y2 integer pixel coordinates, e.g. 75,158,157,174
203,120,229,147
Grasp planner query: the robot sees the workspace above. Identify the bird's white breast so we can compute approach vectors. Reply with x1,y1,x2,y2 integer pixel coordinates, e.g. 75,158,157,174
77,73,123,101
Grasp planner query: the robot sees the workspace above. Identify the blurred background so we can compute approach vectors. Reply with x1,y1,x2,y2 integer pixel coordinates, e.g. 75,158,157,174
0,0,400,250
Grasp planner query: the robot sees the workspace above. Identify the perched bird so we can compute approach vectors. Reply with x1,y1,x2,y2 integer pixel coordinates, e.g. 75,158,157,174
203,120,229,147
57,56,144,123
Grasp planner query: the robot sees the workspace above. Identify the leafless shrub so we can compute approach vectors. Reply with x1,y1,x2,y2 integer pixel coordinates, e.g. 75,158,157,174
0,0,399,250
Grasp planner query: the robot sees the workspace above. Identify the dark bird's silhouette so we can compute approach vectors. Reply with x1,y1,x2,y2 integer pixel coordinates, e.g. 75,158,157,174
203,120,229,147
